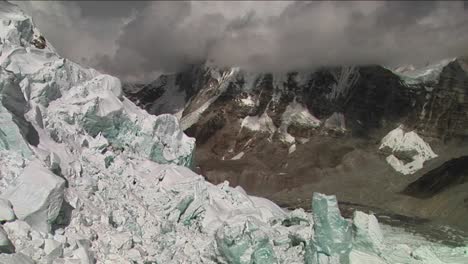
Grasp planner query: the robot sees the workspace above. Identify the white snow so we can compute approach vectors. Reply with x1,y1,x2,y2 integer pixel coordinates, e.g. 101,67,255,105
288,144,296,154
4,161,65,233
281,100,321,129
349,250,387,264
0,226,14,253
352,211,383,254
0,198,15,222
240,112,277,133
231,151,245,160
0,253,35,264
393,58,457,85
239,94,256,107
394,64,416,74
0,2,466,264
411,246,446,264
43,238,63,259
276,99,321,144
379,126,437,175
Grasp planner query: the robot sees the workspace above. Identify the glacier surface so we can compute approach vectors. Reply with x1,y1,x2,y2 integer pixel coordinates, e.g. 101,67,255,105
0,2,466,264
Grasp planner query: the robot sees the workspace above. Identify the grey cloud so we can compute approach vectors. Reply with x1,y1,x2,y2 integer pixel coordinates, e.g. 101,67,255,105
73,1,149,18
14,1,131,67
374,1,438,29
13,1,468,81
101,1,228,80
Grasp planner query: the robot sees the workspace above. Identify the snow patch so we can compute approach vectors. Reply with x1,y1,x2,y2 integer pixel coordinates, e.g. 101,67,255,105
282,100,321,128
231,151,244,160
379,126,437,175
288,144,296,154
241,112,276,133
278,99,320,143
239,95,256,107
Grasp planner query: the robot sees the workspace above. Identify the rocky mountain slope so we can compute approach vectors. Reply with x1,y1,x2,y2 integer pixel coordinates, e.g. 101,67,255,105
124,55,468,231
3,1,467,263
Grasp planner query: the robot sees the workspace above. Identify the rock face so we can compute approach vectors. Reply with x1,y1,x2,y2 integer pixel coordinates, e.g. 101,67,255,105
404,155,468,198
123,56,468,230
410,58,468,140
394,155,468,229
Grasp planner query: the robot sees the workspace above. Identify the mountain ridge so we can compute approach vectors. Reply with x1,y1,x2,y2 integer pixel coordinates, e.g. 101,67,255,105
124,57,468,231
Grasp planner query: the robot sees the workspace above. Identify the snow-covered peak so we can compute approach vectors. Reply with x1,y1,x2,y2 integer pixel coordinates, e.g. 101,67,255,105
394,64,416,74
392,58,458,85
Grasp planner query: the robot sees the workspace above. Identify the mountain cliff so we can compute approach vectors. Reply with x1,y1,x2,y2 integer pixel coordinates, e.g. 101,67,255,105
124,57,468,231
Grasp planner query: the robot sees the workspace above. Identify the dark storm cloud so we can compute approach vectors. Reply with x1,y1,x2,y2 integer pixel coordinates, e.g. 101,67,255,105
13,1,468,81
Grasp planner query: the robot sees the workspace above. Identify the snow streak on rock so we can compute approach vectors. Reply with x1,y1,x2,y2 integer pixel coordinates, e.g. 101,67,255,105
180,67,239,131
327,66,360,100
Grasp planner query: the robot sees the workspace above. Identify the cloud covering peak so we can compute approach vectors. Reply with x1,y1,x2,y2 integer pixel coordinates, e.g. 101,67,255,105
15,1,468,81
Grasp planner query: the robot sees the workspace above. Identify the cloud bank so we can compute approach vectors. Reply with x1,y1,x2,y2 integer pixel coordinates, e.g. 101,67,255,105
14,1,468,81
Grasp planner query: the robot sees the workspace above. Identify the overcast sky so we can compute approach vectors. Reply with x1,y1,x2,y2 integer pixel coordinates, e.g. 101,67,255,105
14,1,468,81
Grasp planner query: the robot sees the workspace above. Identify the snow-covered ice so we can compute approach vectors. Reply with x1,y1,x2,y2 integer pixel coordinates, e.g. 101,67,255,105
0,226,14,253
3,161,65,233
352,211,383,254
0,198,15,222
311,193,352,261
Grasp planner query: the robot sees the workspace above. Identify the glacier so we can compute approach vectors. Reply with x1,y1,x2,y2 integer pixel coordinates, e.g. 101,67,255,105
0,1,467,263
